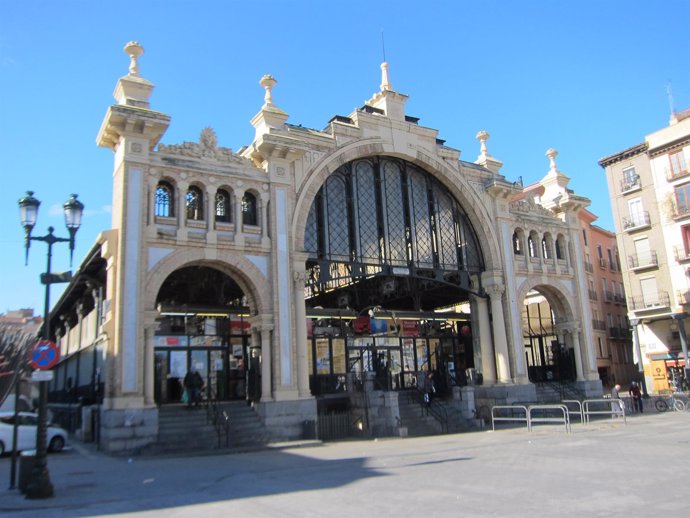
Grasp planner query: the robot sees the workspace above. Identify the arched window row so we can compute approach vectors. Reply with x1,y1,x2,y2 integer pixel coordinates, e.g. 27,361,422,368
153,180,260,228
512,228,567,261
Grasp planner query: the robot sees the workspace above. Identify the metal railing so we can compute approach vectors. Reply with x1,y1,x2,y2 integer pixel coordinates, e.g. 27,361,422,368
666,167,690,181
620,176,641,192
622,211,651,230
491,405,528,431
674,245,690,262
561,400,584,424
628,250,658,269
582,398,626,424
629,291,670,310
409,385,448,433
527,405,571,433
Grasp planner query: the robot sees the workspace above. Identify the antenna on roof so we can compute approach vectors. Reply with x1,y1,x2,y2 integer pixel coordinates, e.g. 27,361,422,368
667,80,676,117
381,31,386,62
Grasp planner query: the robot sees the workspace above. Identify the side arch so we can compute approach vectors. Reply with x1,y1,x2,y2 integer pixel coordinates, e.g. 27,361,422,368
143,248,271,315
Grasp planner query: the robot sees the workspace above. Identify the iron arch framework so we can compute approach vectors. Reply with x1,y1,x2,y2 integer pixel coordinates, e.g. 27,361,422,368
304,157,485,311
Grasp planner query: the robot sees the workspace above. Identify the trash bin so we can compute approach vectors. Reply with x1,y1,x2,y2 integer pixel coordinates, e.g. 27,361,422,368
18,450,36,494
302,420,316,440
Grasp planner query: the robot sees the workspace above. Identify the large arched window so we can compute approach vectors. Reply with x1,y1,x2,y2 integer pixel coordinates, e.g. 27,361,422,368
155,181,175,218
242,192,257,226
186,186,204,221
215,189,231,223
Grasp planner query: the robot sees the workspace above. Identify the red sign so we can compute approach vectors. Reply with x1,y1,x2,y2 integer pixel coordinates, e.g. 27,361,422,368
29,339,60,370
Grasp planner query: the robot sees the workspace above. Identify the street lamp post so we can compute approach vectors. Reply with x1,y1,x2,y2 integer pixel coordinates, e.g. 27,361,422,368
17,191,84,500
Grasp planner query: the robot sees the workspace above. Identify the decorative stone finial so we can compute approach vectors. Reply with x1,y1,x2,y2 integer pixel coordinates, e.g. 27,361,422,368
546,148,558,172
200,127,218,149
476,130,490,157
260,74,277,106
380,62,392,91
124,41,144,76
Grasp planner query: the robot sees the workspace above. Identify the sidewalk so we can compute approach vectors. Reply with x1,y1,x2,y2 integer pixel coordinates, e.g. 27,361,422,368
1,411,688,517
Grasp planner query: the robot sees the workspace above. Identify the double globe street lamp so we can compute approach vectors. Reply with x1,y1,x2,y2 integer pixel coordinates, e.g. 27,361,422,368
17,191,84,499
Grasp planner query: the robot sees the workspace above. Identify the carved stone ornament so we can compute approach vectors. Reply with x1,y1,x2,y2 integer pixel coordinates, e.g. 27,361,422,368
485,284,505,297
200,127,218,149
293,270,307,284
510,196,558,219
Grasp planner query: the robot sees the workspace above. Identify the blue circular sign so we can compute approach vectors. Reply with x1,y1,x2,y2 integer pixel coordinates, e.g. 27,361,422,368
30,339,60,370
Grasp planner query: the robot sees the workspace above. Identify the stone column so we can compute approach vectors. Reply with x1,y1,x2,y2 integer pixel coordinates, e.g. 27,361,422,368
474,294,497,384
260,322,274,402
487,285,511,382
293,269,310,397
143,323,156,406
629,319,649,396
234,189,244,245
671,314,690,384
567,324,585,381
260,191,270,245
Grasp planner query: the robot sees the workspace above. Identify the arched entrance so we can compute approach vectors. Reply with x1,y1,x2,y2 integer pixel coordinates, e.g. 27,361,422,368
153,265,258,404
522,287,576,383
302,156,484,395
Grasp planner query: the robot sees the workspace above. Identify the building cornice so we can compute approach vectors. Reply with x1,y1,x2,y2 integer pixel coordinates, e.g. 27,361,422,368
598,142,648,168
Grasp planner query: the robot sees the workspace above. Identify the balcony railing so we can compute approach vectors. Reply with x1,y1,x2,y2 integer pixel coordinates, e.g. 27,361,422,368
620,176,641,192
592,319,607,331
629,291,670,310
628,250,658,269
622,211,651,230
584,261,594,274
666,167,690,181
678,290,690,305
588,289,598,301
604,290,615,302
673,203,690,219
598,257,607,269
674,246,690,262
614,294,627,305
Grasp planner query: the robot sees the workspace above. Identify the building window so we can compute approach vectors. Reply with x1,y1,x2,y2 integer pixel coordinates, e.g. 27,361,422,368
674,183,690,217
669,150,687,178
555,235,565,260
582,229,587,246
186,186,204,221
155,181,174,218
622,166,639,190
512,231,523,255
607,248,615,271
242,192,257,226
215,189,231,223
541,236,551,259
528,233,538,258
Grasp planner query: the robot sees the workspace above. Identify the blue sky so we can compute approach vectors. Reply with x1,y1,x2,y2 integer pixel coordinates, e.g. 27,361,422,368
1,0,689,314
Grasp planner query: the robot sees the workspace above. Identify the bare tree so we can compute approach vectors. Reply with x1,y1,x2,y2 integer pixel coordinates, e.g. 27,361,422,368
0,323,38,405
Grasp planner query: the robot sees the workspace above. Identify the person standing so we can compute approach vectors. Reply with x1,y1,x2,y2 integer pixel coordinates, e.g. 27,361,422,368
611,384,623,417
629,382,643,413
184,367,204,408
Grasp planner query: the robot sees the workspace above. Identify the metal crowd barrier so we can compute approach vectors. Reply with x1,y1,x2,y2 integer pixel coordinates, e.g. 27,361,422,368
582,398,626,424
491,405,528,431
561,399,584,424
527,404,571,433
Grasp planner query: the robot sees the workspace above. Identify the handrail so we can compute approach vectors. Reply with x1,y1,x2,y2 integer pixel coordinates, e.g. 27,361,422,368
204,384,230,448
409,386,448,433
582,398,626,424
561,399,584,424
491,405,528,431
527,404,571,433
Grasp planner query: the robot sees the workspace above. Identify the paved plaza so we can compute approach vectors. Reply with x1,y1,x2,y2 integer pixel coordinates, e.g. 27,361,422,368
0,411,688,517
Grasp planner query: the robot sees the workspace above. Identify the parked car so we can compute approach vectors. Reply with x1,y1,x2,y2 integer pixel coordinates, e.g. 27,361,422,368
0,412,67,455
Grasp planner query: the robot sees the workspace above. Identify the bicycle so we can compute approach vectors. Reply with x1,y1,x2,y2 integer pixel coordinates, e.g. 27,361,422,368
654,391,687,412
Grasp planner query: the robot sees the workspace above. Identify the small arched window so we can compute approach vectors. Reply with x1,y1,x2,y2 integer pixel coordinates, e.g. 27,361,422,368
555,235,565,260
186,186,204,221
512,231,523,255
542,235,552,259
215,189,231,223
242,192,257,226
528,232,538,258
155,181,174,218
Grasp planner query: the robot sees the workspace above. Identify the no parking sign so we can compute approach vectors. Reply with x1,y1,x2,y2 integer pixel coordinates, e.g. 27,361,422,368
29,339,60,370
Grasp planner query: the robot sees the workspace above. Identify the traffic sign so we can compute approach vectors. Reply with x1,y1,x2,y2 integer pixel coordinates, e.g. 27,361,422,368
29,339,60,370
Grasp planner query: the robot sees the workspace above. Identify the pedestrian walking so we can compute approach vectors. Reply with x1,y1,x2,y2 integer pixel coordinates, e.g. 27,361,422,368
629,381,643,413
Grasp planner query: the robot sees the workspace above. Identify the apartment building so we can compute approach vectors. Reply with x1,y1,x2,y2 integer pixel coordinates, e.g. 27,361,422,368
578,211,635,388
600,110,690,393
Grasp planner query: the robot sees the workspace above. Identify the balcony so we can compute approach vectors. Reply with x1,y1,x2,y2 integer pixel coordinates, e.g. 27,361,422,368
622,211,651,231
629,291,670,311
588,289,598,301
620,175,641,193
674,246,690,263
678,290,690,305
672,203,690,220
614,294,627,305
666,167,690,182
598,257,607,269
584,261,594,274
604,290,615,303
628,250,658,271
592,319,607,331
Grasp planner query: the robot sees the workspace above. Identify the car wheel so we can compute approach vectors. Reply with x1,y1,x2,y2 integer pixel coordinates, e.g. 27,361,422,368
49,435,65,453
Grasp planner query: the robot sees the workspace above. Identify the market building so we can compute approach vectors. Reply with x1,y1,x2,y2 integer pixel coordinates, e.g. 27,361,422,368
44,42,604,453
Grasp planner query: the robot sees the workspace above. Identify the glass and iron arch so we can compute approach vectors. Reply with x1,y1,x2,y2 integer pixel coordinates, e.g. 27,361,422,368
303,156,485,311
155,181,175,218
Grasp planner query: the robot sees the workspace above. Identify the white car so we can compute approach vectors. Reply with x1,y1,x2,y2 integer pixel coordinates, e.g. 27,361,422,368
0,411,68,455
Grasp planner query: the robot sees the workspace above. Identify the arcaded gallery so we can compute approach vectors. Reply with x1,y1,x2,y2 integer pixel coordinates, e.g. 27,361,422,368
45,42,603,453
